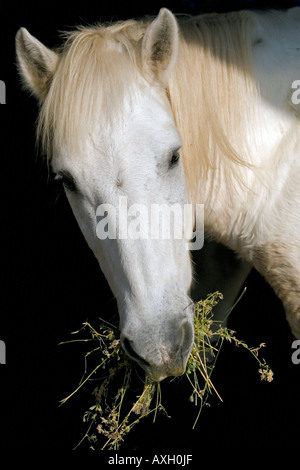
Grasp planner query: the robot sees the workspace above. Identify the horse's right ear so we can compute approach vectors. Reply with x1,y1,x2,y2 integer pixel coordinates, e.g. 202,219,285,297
142,8,179,85
16,28,59,101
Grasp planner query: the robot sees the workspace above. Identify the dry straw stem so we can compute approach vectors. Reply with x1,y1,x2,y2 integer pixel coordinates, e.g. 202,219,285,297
59,290,273,450
186,289,273,427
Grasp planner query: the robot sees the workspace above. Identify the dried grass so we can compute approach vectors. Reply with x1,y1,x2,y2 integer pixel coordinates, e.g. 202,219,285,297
59,289,273,450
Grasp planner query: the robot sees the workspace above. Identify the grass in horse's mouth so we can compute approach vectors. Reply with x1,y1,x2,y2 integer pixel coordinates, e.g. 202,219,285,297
59,289,273,451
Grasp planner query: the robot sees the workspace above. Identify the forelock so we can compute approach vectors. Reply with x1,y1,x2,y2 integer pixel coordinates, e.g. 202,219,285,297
37,20,147,161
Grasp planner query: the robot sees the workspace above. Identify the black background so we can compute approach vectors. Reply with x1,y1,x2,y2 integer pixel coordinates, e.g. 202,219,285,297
0,0,299,460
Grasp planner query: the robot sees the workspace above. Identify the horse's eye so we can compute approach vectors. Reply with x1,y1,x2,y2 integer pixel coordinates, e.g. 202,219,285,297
169,151,180,167
55,171,77,192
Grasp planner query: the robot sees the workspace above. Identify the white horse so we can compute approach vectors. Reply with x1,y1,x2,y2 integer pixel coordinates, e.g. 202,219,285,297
16,7,300,381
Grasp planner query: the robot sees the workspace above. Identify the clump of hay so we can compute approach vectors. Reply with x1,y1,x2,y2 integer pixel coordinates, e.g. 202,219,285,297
60,290,273,450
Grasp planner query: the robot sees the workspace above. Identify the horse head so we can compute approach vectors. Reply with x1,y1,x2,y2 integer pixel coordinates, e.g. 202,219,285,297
16,9,195,382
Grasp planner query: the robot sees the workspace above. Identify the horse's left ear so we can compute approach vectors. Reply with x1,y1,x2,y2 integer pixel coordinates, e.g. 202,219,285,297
142,8,179,85
16,27,59,101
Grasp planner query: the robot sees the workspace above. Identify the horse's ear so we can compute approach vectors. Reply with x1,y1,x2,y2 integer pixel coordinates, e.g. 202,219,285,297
142,8,179,85
16,28,59,101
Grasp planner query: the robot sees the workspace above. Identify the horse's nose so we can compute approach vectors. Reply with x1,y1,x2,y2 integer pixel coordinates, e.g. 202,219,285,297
121,337,150,367
120,319,194,382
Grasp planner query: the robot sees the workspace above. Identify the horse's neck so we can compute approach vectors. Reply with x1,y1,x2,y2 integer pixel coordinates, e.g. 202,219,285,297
173,10,300,255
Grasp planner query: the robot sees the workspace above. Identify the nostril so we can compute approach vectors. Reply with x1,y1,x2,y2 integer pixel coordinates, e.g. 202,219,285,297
181,320,194,355
121,338,150,367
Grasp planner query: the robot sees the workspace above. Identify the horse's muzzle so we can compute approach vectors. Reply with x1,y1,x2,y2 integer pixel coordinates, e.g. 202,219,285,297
121,318,194,382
